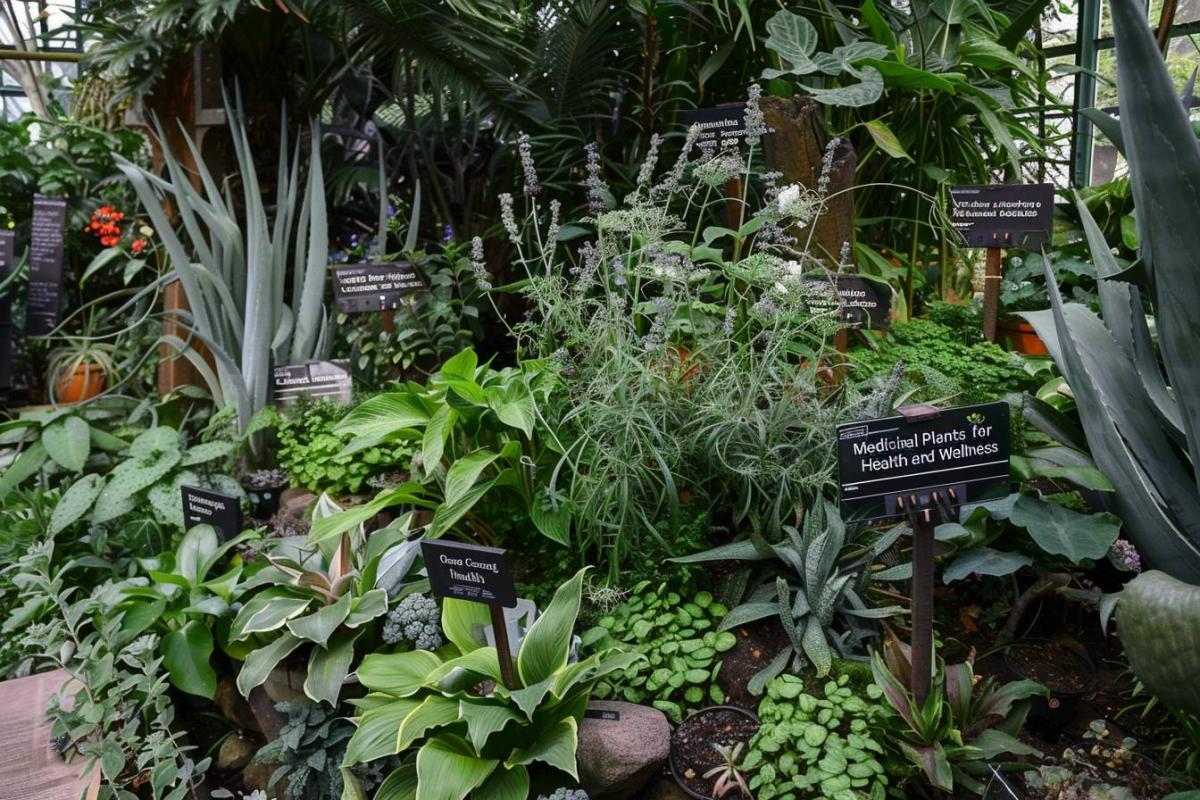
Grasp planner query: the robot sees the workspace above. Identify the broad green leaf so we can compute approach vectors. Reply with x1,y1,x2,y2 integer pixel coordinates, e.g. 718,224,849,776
441,598,491,654
177,524,220,584
180,440,236,466
943,548,1031,583
504,717,578,778
49,474,105,534
344,699,422,765
305,629,361,706
428,479,495,538
162,620,217,698
345,588,389,628
0,440,47,499
43,416,90,472
460,702,522,752
517,568,585,687
415,735,497,800
864,118,911,161
335,392,430,451
439,349,478,382
399,695,461,750
357,650,445,697
236,632,303,698
308,483,430,545
972,728,1041,759
1009,495,1121,563
763,9,820,75
421,404,457,476
443,450,502,507
374,765,418,800
529,496,570,546
474,766,529,800
231,591,313,639
129,426,180,458
801,67,884,107
287,591,352,646
485,382,535,438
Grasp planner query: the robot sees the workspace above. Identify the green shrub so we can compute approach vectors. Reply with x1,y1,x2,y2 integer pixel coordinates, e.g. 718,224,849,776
745,672,891,800
851,318,1035,405
582,581,734,723
277,400,412,495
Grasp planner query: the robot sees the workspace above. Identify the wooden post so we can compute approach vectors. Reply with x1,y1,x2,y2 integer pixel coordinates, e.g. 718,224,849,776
908,502,936,706
489,605,518,690
981,247,1003,343
723,176,744,230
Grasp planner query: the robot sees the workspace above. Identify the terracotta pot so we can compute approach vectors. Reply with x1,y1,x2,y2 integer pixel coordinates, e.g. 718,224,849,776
53,363,106,404
997,319,1048,356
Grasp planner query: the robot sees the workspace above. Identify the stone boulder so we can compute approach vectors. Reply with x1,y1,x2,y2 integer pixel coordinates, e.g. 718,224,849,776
577,701,671,800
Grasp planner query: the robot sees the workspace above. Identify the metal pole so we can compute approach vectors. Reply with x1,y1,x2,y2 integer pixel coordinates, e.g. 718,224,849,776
0,50,81,63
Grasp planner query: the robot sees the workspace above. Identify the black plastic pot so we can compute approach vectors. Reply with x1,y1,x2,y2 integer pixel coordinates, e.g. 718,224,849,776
1004,639,1094,739
668,705,760,800
243,482,286,518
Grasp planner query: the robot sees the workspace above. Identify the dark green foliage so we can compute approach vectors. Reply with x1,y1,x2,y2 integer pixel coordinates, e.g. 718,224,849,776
253,702,354,800
851,318,1036,405
582,581,733,723
276,400,412,495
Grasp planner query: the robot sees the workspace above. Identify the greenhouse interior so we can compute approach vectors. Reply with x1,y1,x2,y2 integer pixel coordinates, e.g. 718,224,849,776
2,1,1200,799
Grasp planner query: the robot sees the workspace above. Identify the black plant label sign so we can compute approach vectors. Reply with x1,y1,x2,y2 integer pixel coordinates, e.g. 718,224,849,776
422,540,517,609
682,103,749,151
272,360,353,407
0,231,14,391
803,274,892,329
181,485,242,542
332,262,425,313
949,184,1054,249
585,709,622,721
836,401,1011,523
26,194,67,337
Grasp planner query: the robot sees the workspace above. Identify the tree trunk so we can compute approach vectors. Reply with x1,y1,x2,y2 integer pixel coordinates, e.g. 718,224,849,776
760,95,856,267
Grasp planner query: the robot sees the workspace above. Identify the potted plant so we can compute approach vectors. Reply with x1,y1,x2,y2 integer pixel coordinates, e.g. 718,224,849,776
241,467,288,518
669,706,760,799
1004,639,1095,738
47,334,115,404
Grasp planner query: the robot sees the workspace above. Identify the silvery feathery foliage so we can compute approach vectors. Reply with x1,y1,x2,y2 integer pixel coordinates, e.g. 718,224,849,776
637,133,663,188
469,236,492,291
584,142,609,214
518,132,540,197
383,593,444,651
694,152,746,187
545,199,562,253
642,297,675,351
499,193,519,244
660,124,701,195
572,242,603,291
538,790,589,800
817,137,842,195
745,83,768,147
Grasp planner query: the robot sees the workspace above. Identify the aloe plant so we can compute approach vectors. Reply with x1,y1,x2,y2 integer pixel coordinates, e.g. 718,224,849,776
1021,0,1200,583
116,93,330,435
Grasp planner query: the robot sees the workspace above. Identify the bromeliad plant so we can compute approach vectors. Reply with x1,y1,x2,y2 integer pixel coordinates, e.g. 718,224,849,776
230,496,423,706
1021,0,1200,583
870,647,1045,795
341,569,641,800
672,501,902,686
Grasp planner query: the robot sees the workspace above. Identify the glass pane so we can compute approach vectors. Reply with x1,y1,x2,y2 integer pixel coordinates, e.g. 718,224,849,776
1177,0,1200,25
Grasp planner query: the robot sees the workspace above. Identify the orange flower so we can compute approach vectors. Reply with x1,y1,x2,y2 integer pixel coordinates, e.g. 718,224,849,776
131,238,147,255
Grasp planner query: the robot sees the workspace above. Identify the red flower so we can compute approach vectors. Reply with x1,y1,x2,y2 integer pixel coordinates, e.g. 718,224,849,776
131,238,147,255
100,235,118,246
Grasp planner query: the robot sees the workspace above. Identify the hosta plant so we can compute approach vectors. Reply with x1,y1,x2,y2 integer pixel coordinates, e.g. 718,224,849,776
230,496,423,706
673,501,902,686
744,672,891,800
114,524,257,698
870,650,1045,794
341,569,641,800
581,582,733,724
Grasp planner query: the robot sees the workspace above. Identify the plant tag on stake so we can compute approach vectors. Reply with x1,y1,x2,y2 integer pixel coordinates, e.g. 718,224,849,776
181,485,242,542
272,360,353,408
682,103,749,151
836,401,1011,524
803,274,893,329
332,262,426,314
949,184,1054,249
26,195,67,337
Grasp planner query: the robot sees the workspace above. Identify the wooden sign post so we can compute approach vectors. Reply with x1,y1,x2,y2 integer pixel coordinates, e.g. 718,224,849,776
949,184,1054,344
836,401,1011,703
421,539,519,690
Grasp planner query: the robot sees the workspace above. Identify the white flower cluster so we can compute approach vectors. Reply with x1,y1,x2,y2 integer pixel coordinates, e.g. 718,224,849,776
776,183,821,224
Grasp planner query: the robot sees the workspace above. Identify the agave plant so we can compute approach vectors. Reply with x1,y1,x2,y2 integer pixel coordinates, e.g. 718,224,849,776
1020,0,1200,583
116,91,330,437
705,741,751,799
671,501,902,687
